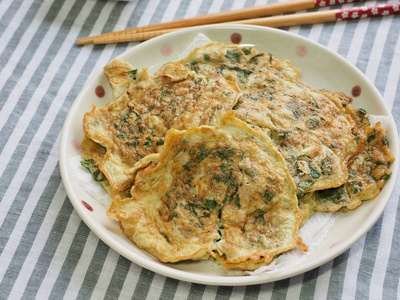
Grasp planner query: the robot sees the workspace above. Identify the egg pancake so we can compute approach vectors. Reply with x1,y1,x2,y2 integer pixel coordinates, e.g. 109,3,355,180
104,59,152,101
315,122,394,211
179,42,301,85
233,72,357,196
80,60,154,194
107,113,299,270
80,137,113,194
83,62,239,191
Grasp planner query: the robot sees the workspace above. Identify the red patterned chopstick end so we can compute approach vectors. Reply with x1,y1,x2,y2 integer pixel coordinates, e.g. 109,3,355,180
315,0,373,8
335,3,400,21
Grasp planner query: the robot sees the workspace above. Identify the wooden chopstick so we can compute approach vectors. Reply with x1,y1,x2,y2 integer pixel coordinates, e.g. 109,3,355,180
77,0,372,45
90,2,399,45
77,0,314,45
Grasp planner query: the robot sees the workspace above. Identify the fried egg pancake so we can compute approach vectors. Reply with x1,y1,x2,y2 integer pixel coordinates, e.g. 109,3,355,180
84,62,239,191
81,59,153,194
80,137,113,195
107,113,299,270
179,42,301,85
81,136,106,167
315,122,394,211
104,59,151,101
233,72,357,196
345,123,394,205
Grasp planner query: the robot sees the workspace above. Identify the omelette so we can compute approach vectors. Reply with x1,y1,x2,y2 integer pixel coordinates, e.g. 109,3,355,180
80,42,394,271
83,60,239,191
233,72,357,196
80,62,152,190
107,113,299,270
315,122,394,211
179,42,301,85
104,59,151,101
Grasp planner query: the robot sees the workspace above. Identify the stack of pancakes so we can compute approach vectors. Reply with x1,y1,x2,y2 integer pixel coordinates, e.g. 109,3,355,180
80,43,394,270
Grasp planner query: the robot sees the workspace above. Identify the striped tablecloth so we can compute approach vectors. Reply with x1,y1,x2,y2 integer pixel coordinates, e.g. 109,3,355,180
1,0,399,299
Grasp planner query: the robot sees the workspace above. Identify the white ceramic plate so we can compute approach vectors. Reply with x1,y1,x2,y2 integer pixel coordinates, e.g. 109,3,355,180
59,24,399,286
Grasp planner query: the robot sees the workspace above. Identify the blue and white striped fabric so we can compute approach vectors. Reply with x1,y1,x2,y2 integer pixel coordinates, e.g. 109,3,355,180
1,0,399,299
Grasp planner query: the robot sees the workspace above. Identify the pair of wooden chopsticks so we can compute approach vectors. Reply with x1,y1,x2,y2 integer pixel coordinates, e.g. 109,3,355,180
77,0,399,45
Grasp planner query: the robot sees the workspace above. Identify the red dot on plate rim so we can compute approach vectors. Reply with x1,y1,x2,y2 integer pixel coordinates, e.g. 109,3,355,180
95,85,105,98
153,259,162,264
352,85,362,97
82,200,93,211
296,45,308,57
161,44,173,56
72,139,81,151
230,32,242,44
329,241,340,249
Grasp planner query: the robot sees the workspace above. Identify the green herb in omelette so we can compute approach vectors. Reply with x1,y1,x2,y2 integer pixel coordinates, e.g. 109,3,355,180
127,69,137,80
